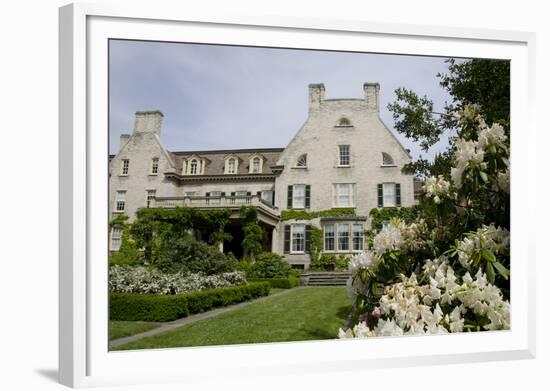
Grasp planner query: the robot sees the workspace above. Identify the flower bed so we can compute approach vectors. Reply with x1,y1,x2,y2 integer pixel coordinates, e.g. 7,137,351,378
109,265,247,295
110,282,270,322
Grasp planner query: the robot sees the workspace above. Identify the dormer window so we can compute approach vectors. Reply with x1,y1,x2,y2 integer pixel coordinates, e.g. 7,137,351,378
336,117,352,127
382,152,395,166
296,154,307,168
248,153,264,174
190,159,198,175
251,157,261,173
224,155,240,174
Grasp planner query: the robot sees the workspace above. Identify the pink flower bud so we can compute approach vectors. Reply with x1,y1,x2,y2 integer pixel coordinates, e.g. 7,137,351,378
372,307,381,319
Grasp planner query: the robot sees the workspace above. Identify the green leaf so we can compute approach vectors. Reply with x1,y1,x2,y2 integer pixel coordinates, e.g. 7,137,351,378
479,171,489,183
485,262,495,284
481,249,496,263
493,262,510,280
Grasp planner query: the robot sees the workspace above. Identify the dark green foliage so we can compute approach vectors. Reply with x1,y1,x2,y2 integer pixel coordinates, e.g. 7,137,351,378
388,58,510,178
248,277,300,289
240,206,265,258
130,207,232,262
281,208,356,221
156,236,237,275
250,252,292,278
109,214,143,266
109,282,270,322
310,253,351,271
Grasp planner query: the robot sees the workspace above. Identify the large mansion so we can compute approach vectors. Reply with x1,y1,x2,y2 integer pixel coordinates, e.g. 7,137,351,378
109,82,416,269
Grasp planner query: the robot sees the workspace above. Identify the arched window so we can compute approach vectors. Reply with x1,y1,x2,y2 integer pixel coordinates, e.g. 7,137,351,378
337,117,352,126
382,152,394,166
296,154,307,167
252,157,261,173
190,159,198,174
227,158,236,174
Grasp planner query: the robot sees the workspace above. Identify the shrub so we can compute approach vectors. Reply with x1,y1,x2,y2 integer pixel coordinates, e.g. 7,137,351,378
250,252,292,278
310,253,351,271
109,265,247,295
109,282,270,322
248,277,300,289
156,236,237,275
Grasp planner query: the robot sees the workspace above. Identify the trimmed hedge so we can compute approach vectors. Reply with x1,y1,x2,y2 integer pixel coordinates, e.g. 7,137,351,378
249,277,300,289
110,282,270,322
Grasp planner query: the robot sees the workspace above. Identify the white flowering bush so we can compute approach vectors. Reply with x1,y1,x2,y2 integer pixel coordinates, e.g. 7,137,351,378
109,265,247,295
340,105,510,339
340,259,509,338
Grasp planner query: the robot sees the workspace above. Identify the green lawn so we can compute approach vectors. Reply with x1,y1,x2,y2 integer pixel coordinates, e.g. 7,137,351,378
112,287,351,350
109,321,161,341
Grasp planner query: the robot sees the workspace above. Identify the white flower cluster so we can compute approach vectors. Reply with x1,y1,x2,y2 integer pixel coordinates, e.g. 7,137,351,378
451,121,507,190
423,175,451,204
339,260,510,339
373,220,405,256
497,169,510,194
456,225,510,269
109,265,247,295
348,250,376,275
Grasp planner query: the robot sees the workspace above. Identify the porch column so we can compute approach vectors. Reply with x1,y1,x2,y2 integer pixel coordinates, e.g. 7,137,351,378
271,226,278,253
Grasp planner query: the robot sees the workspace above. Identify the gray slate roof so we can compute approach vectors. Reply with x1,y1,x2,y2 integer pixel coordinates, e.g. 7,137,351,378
170,147,284,176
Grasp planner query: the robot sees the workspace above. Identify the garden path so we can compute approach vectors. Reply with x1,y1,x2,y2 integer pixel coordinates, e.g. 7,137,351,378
109,287,304,349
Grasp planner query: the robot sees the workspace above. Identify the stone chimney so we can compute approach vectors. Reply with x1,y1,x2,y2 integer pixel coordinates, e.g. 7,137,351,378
133,110,164,135
118,134,130,152
363,82,380,111
308,83,325,112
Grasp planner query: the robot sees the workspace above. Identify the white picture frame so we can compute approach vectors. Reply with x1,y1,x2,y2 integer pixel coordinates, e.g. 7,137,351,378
59,3,536,388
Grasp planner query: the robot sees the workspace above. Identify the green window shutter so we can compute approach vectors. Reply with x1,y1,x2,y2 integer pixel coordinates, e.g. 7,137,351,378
256,191,262,198
230,192,235,196
284,225,291,254
305,225,312,253
221,192,226,197
305,185,311,209
206,192,211,197
287,185,293,209
246,191,251,196
395,183,401,207
377,184,383,207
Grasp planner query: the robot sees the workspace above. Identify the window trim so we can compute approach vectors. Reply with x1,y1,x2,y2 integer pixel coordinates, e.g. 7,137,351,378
323,224,335,252
337,145,351,167
110,226,123,251
323,222,364,253
382,182,397,207
295,154,308,168
150,157,159,175
114,190,126,212
120,159,129,176
292,184,306,209
381,152,396,167
146,189,156,208
333,183,356,208
290,224,306,254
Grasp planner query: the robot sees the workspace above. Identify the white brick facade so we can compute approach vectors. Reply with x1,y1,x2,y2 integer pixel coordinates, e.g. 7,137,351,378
109,84,415,268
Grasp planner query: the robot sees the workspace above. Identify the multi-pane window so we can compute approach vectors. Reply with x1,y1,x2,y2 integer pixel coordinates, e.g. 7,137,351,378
334,183,355,207
111,226,122,251
338,145,350,166
115,191,126,212
190,159,198,175
337,224,350,251
227,158,236,174
252,157,261,173
291,224,305,253
383,183,396,207
296,154,307,167
324,224,335,251
292,184,306,209
151,158,159,174
146,190,156,208
121,159,129,175
352,224,364,251
185,191,196,197
382,152,394,166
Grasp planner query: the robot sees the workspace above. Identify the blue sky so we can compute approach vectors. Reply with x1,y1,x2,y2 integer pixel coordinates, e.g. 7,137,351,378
109,40,457,159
